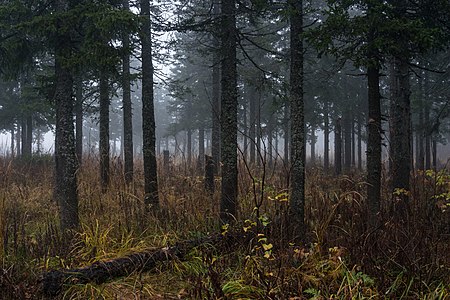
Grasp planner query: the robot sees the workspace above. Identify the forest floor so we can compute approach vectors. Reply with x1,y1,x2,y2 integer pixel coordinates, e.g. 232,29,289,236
0,155,449,299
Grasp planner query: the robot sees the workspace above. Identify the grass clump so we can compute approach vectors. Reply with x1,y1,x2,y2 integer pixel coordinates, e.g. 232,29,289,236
0,155,448,299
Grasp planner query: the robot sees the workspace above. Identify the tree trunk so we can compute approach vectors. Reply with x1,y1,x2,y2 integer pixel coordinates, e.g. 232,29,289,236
187,128,192,169
357,118,362,171
351,116,356,167
424,100,431,170
75,76,83,164
123,0,134,185
16,122,21,157
256,94,262,167
99,71,110,194
268,113,274,168
24,114,33,156
284,101,289,166
163,150,170,174
334,118,342,175
289,0,305,240
423,70,431,169
366,65,381,226
206,130,210,154
417,106,424,170
211,1,221,175
249,87,256,165
220,0,238,224
275,132,279,165
141,0,159,208
389,56,411,222
205,155,215,194
10,127,15,157
324,99,329,171
36,126,42,154
182,132,186,164
310,126,316,164
21,117,26,157
54,4,79,234
157,137,161,156
242,95,248,160
432,139,437,169
198,127,205,171
174,134,179,158
343,111,351,172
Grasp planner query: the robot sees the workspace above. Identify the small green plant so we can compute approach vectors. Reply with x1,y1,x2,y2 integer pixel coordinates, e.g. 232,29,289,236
426,169,450,212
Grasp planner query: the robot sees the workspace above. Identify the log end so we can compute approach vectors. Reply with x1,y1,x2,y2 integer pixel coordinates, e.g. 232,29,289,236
42,270,64,297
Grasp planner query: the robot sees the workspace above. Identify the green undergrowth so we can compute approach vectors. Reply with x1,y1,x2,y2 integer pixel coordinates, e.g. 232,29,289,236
0,157,449,299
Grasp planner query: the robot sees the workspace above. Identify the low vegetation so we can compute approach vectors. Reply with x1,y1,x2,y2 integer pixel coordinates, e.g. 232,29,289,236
1,155,449,299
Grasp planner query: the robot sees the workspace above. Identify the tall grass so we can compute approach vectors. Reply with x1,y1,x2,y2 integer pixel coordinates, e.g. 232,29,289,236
0,154,448,299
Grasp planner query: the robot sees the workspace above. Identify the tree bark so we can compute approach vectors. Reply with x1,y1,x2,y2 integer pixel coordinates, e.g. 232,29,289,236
366,65,381,226
432,139,437,168
99,71,110,193
20,117,26,157
389,56,411,222
268,112,274,168
242,95,248,160
220,0,238,224
198,126,205,171
163,150,170,174
122,0,134,185
211,1,221,175
324,99,329,171
249,86,256,165
289,0,305,240
334,118,342,175
205,155,215,194
54,1,79,234
357,118,362,171
417,106,424,170
187,128,192,169
283,101,289,166
16,122,21,157
365,1,383,226
424,99,431,170
343,111,351,172
351,116,355,167
25,114,33,156
10,127,15,157
141,0,159,208
75,76,83,164
310,126,316,164
256,94,262,167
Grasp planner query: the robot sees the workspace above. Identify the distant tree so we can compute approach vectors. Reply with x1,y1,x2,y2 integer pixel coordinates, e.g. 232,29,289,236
167,31,214,171
307,1,384,226
309,0,450,226
0,0,138,235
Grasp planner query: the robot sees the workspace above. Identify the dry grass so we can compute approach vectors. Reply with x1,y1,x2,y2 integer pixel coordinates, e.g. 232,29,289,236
0,154,449,299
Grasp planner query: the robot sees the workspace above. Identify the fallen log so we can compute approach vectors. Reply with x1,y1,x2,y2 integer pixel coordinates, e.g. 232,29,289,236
42,231,247,297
